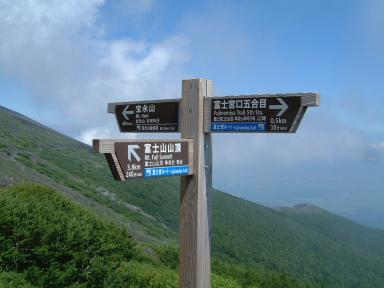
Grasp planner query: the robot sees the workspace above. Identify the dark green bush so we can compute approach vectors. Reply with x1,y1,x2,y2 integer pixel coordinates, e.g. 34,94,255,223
0,184,136,287
0,271,35,288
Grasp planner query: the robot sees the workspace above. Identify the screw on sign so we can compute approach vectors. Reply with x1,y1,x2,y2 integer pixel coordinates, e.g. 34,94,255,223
93,79,320,288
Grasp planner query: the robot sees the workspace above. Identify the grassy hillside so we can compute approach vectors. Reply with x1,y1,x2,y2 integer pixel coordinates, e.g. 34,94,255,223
1,105,384,287
0,106,178,242
0,184,136,287
0,184,311,288
214,194,384,287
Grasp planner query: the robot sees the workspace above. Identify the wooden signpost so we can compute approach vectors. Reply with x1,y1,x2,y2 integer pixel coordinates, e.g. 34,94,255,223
93,78,320,288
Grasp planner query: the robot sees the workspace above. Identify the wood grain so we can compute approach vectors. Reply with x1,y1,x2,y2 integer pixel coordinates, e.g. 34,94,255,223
180,79,213,288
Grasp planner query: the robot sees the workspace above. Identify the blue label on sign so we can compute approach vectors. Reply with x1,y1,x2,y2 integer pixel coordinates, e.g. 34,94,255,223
211,122,267,132
144,165,189,178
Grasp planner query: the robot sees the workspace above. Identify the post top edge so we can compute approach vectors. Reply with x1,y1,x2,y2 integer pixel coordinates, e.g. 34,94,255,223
182,78,213,82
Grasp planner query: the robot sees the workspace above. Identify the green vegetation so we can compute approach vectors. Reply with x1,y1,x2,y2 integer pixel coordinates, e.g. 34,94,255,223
0,184,309,287
212,192,384,287
0,184,136,287
1,105,384,287
0,271,35,288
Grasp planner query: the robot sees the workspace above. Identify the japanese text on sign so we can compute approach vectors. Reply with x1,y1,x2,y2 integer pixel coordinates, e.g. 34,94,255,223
209,96,302,133
114,141,190,180
113,101,179,132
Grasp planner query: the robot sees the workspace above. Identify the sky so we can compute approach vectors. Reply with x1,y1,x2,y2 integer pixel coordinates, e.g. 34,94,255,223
0,0,383,223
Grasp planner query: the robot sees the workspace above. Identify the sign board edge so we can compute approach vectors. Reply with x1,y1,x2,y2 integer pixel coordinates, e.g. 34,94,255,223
205,93,320,133
93,138,194,176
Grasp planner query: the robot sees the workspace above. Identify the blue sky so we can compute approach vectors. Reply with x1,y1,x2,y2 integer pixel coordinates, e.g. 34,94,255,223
0,0,383,222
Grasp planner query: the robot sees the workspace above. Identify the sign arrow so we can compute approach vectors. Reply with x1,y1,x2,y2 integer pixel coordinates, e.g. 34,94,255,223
122,105,134,121
128,145,140,162
269,97,288,117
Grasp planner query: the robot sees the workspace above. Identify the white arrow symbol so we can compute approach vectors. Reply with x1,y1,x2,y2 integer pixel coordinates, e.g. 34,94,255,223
128,145,140,162
122,105,134,121
269,97,288,117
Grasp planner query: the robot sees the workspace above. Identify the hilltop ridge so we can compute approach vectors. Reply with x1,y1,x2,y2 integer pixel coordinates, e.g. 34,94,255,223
274,203,326,214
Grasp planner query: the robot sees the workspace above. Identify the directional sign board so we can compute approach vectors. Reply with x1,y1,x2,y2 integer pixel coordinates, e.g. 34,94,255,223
204,93,319,133
108,100,179,133
93,139,193,181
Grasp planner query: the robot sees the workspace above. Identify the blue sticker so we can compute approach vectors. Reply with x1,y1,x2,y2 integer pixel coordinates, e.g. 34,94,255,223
144,165,189,178
211,122,267,132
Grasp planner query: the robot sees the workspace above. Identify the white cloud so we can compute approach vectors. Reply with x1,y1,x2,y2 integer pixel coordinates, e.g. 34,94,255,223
372,142,384,150
213,111,368,168
0,0,103,47
0,0,188,144
79,126,128,145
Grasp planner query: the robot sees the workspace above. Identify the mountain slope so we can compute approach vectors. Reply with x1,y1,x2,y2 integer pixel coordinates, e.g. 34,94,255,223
1,105,384,287
0,105,177,242
3,184,272,288
214,195,384,286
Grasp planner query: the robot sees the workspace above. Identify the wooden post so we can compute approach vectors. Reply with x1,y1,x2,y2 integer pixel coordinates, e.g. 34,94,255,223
180,79,213,288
